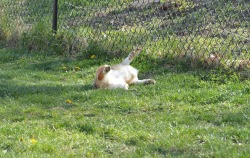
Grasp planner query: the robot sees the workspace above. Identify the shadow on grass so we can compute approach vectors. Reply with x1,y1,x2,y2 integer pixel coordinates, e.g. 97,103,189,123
0,49,25,64
145,144,198,157
0,80,94,98
24,55,107,72
0,47,248,102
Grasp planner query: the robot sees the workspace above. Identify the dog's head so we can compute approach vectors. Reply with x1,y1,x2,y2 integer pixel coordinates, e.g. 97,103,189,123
93,65,111,89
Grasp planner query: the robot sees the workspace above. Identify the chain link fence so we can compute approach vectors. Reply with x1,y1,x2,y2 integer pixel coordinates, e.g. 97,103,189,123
0,0,249,70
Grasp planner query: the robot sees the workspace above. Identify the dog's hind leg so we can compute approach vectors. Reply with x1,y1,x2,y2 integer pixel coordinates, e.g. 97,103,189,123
120,48,142,65
131,79,156,85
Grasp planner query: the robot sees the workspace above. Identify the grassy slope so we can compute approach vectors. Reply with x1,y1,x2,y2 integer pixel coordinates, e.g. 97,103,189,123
0,49,249,157
1,0,249,60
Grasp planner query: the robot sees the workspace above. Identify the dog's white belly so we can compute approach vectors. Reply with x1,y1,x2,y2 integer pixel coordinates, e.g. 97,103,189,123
109,66,138,81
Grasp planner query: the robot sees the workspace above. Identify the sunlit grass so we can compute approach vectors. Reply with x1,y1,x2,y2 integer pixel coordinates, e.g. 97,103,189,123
0,0,249,157
0,48,249,157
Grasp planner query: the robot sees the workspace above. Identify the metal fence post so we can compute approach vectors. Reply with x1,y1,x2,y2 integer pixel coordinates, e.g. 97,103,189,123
52,0,58,33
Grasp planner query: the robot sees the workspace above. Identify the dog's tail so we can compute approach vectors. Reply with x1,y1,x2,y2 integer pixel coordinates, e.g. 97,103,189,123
120,47,142,65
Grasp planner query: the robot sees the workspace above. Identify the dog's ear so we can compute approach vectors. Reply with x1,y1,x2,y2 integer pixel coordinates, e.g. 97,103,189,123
98,71,104,81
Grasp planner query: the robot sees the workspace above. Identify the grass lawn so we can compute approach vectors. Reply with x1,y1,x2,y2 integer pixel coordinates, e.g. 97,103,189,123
0,48,249,157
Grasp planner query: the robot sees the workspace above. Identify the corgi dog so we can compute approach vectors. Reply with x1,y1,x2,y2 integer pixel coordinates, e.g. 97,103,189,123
93,48,156,90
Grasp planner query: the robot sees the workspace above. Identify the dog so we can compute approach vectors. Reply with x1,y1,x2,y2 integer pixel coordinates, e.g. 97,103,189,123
93,48,156,90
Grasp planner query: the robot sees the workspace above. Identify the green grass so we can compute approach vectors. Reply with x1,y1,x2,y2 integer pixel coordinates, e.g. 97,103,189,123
0,0,249,156
0,48,250,157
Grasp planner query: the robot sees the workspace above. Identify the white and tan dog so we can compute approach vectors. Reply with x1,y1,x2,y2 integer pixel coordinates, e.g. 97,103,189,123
93,48,156,90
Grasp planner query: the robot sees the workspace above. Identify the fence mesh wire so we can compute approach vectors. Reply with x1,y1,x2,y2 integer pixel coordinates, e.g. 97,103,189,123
0,0,249,70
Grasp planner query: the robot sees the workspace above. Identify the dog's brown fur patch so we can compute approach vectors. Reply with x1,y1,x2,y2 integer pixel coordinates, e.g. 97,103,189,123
96,66,105,81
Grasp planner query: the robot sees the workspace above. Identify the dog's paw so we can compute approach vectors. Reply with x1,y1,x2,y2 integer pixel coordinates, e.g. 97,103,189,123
124,84,129,90
145,79,156,85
